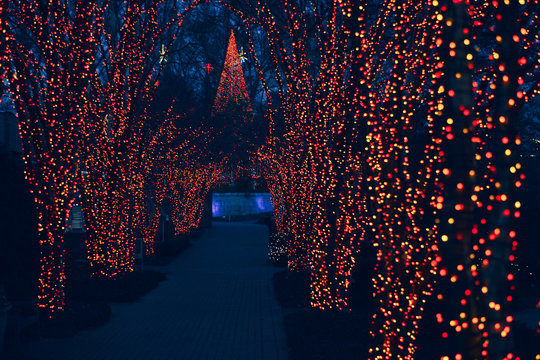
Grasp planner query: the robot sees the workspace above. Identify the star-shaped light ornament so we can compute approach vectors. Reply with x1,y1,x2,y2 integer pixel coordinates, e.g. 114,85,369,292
239,47,247,64
159,44,167,64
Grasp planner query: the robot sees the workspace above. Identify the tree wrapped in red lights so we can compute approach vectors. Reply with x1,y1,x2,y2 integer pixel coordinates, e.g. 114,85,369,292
257,146,287,236
258,139,315,271
168,162,223,235
212,30,253,117
345,1,448,357
244,14,318,272
135,112,182,256
432,1,538,358
305,2,369,310
76,0,201,278
136,121,222,254
210,27,257,195
143,122,224,239
1,0,97,315
229,0,365,308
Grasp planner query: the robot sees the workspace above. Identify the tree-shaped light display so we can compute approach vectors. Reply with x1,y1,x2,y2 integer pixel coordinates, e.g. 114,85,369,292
212,29,253,116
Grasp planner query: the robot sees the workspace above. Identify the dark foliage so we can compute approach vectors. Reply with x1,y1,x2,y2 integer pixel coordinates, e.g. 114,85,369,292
157,234,192,258
39,302,111,339
273,270,310,309
68,270,166,304
0,151,39,302
284,310,369,360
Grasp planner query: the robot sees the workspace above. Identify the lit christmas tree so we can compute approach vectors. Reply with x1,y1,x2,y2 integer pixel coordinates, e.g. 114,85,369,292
212,29,254,188
212,30,253,116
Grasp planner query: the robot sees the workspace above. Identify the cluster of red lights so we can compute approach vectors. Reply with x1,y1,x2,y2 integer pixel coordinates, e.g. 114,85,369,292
1,1,538,357
432,0,536,358
169,162,223,235
242,0,536,358
212,30,253,116
1,0,219,315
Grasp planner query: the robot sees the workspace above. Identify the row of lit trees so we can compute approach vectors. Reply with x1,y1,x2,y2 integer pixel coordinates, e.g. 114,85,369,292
0,0,225,316
228,0,538,358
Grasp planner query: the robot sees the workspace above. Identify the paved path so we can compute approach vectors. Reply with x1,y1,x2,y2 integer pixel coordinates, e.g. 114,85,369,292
24,222,288,360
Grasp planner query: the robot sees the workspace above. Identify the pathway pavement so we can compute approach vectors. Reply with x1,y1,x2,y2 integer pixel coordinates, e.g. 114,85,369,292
23,222,288,360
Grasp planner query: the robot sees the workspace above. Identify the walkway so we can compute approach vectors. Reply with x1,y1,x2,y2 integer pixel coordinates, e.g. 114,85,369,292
24,222,288,360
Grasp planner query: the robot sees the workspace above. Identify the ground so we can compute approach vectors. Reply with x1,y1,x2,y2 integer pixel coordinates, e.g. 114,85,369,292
22,222,288,360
